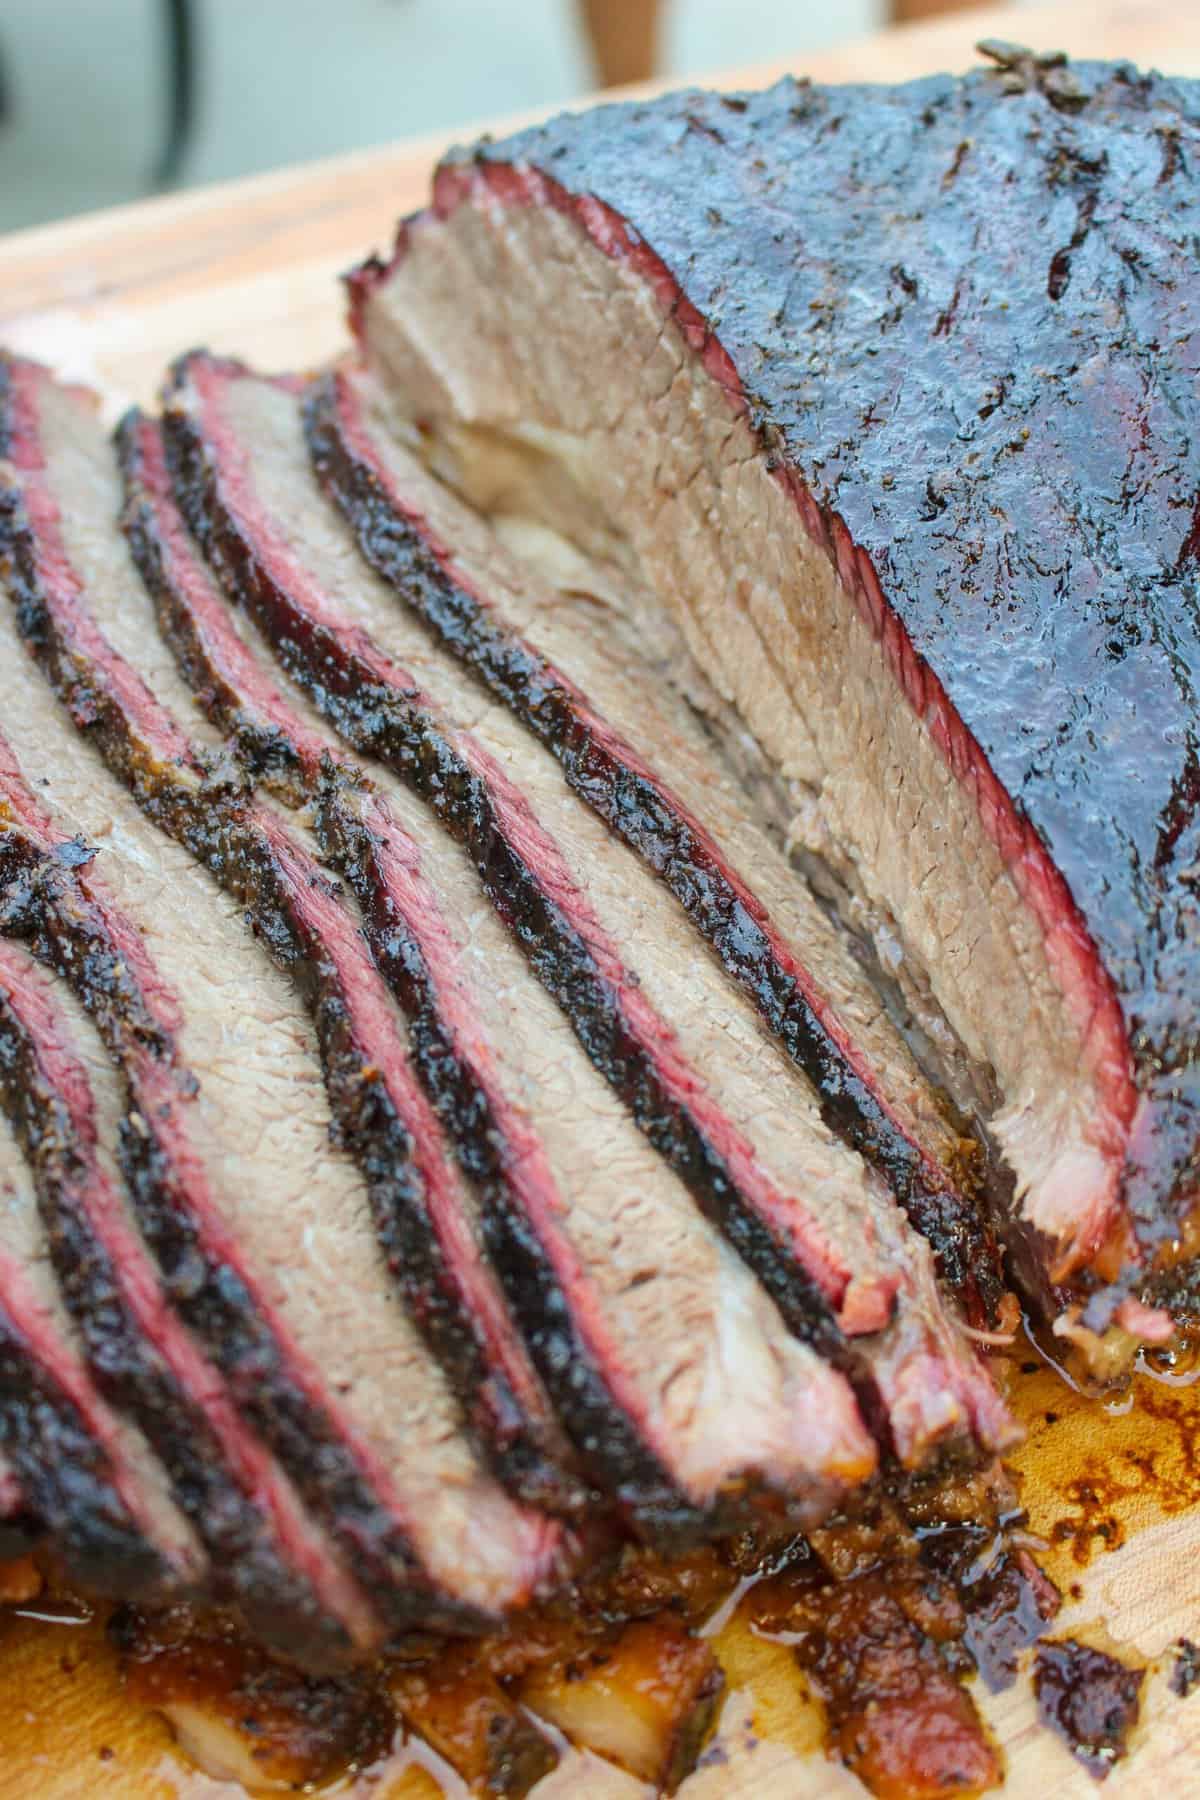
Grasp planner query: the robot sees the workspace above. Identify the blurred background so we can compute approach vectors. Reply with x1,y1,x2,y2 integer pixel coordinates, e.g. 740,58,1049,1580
0,0,1006,234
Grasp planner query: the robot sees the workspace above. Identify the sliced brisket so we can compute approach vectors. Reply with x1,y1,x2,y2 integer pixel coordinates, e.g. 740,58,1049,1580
164,353,1014,1470
120,405,883,1533
0,925,363,1658
351,59,1200,1363
0,358,563,1637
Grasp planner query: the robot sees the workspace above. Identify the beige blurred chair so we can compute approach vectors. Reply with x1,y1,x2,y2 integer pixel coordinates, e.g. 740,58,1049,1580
578,0,998,89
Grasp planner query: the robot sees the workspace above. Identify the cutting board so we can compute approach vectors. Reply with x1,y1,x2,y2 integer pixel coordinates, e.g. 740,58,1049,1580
2,2,1200,1792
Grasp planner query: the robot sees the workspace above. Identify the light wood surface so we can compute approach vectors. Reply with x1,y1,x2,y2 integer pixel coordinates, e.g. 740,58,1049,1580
2,2,1200,1793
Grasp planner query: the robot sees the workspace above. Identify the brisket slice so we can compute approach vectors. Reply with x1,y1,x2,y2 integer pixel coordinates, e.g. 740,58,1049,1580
0,358,563,1634
0,1033,195,1603
350,59,1200,1362
0,922,364,1658
164,352,1015,1469
308,361,1005,1323
120,405,882,1533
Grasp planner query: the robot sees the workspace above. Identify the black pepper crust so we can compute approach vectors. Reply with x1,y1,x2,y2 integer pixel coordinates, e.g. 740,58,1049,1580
0,923,355,1655
434,55,1200,1259
122,399,853,1542
304,372,1005,1324
0,822,457,1651
163,366,857,1386
0,1031,169,1607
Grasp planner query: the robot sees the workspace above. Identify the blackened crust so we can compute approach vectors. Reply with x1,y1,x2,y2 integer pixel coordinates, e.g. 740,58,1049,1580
125,398,856,1539
0,393,492,1639
317,776,709,1542
0,1294,167,1601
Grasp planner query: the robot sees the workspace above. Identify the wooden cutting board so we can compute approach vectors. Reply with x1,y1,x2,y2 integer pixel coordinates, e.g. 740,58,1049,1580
2,2,1200,1792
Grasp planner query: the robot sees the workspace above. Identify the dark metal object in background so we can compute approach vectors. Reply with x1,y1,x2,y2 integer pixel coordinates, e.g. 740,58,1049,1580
155,0,196,189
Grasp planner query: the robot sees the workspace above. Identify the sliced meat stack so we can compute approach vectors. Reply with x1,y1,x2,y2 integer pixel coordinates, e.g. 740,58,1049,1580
120,404,889,1531
0,359,569,1652
1,348,1018,1654
349,50,1200,1371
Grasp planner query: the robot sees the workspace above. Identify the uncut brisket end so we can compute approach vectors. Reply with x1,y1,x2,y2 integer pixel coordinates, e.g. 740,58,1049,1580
307,362,1004,1324
166,352,1014,1473
352,56,1200,1353
0,1095,194,1602
0,360,563,1631
0,928,364,1659
122,404,884,1536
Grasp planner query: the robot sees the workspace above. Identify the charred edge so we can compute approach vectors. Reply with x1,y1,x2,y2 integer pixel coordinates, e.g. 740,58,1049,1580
116,411,312,807
317,775,716,1545
0,467,218,846
0,1025,167,1596
124,409,755,1540
115,1116,477,1641
118,411,700,1536
0,955,355,1657
0,1300,169,1600
1,420,546,1620
165,406,854,1386
115,414,581,1523
304,377,1006,1322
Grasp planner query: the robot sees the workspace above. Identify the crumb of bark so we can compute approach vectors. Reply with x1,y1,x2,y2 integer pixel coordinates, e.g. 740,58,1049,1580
1171,1638,1200,1699
1034,1639,1143,1777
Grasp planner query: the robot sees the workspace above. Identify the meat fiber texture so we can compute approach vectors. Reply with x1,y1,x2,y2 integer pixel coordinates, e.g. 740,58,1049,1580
352,53,1200,1359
